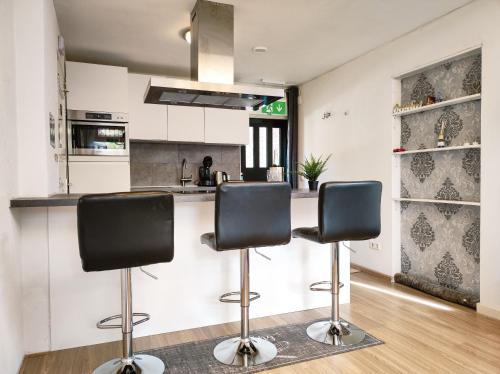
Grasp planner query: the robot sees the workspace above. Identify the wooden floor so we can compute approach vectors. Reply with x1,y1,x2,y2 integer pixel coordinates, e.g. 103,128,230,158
21,272,500,374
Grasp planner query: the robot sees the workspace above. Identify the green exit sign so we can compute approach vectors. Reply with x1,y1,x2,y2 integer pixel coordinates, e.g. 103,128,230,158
261,100,287,115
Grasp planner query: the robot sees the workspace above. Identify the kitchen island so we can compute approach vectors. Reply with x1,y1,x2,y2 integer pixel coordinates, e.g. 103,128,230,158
11,188,351,354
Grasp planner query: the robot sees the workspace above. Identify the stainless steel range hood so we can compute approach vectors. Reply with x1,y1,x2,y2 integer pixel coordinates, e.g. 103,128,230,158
144,0,284,110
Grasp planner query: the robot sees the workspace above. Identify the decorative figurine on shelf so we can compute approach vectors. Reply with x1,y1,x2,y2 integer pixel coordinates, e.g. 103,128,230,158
437,120,447,148
392,101,425,115
426,95,436,105
435,91,445,103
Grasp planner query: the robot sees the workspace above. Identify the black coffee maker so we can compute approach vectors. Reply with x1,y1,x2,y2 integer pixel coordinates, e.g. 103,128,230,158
198,156,214,186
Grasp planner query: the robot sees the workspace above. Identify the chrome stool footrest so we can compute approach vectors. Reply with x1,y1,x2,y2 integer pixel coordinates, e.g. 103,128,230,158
97,312,150,329
309,280,344,292
219,291,261,303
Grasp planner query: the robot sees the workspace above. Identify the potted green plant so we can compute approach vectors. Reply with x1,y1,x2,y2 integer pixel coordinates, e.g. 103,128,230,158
298,154,332,191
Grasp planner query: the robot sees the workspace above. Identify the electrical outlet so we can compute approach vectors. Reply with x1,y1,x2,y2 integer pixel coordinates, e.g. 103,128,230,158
369,240,381,250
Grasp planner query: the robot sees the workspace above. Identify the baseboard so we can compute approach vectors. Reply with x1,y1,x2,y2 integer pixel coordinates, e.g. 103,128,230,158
350,263,392,282
477,303,500,320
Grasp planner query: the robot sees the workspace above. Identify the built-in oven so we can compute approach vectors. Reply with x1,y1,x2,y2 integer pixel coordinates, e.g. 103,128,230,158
67,110,129,156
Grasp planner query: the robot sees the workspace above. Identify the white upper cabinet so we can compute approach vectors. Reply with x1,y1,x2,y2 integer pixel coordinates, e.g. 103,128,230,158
128,74,167,140
66,62,128,112
204,108,249,145
167,105,204,143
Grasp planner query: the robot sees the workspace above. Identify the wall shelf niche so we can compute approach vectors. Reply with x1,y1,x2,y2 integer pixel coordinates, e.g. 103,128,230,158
392,49,481,304
393,93,481,117
393,144,480,155
393,197,480,206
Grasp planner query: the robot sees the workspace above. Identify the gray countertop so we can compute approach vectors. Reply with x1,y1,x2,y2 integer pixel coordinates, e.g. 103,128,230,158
10,186,318,208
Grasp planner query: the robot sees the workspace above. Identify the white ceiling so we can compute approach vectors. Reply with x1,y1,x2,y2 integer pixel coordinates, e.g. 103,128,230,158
54,0,473,85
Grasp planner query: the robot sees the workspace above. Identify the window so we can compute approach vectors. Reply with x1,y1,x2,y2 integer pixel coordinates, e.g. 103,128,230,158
241,118,288,181
245,127,254,168
259,127,267,168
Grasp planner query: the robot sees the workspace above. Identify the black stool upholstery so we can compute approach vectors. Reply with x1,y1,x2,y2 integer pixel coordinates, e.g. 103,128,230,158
201,182,291,251
292,181,381,243
77,191,174,374
201,182,291,367
78,191,174,271
292,181,382,347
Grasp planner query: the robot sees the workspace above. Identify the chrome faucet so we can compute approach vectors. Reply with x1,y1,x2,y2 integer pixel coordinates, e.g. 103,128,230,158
180,158,193,187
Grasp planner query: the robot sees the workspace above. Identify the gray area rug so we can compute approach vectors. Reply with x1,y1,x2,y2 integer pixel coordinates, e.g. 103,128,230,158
141,319,383,373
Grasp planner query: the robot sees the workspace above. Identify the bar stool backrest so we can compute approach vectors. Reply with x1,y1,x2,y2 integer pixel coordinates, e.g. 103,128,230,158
77,191,174,272
215,182,291,250
318,181,382,243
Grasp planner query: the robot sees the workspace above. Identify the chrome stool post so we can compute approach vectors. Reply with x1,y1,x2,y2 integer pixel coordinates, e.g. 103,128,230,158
306,242,365,346
92,269,165,374
213,248,277,367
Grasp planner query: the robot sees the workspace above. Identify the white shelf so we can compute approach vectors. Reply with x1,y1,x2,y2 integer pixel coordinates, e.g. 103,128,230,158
393,197,480,206
393,93,481,117
393,144,480,155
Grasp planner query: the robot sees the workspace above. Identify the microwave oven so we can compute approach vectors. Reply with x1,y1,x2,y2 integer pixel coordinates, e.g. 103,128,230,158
67,110,129,156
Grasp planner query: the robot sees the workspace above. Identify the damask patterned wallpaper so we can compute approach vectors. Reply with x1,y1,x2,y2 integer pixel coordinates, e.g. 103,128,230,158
401,204,480,295
401,53,481,105
399,52,481,299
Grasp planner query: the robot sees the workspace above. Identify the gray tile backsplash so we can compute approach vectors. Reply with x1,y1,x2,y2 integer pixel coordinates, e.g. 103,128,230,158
130,142,241,186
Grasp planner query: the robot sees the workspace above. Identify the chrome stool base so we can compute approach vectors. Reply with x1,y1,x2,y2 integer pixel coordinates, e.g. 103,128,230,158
306,320,365,346
214,336,277,367
92,354,165,374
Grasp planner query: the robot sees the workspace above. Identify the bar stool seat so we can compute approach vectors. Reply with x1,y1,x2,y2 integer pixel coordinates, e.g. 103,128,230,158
200,232,217,249
201,182,291,368
293,181,382,347
291,226,323,243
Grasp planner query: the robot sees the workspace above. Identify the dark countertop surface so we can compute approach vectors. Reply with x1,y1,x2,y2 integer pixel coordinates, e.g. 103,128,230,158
10,186,318,208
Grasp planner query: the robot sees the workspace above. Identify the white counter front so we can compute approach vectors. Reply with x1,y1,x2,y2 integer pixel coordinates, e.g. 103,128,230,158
17,197,350,353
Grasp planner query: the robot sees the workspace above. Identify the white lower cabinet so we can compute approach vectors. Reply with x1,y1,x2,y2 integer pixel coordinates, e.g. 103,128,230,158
167,105,205,142
204,108,249,144
69,161,130,194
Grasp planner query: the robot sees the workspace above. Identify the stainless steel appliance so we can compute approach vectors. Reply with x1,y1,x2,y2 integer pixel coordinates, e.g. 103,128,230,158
214,171,228,185
68,110,129,156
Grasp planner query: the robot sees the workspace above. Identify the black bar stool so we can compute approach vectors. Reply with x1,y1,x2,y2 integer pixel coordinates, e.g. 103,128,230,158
201,182,291,367
292,181,381,346
77,191,174,374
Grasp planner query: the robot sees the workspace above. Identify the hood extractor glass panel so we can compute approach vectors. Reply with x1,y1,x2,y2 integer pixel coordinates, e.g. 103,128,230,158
192,95,229,106
224,97,264,108
159,91,197,103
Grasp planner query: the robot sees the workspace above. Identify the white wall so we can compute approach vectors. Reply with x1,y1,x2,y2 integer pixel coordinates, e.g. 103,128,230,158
0,0,61,370
299,0,500,317
14,0,60,197
0,0,24,372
